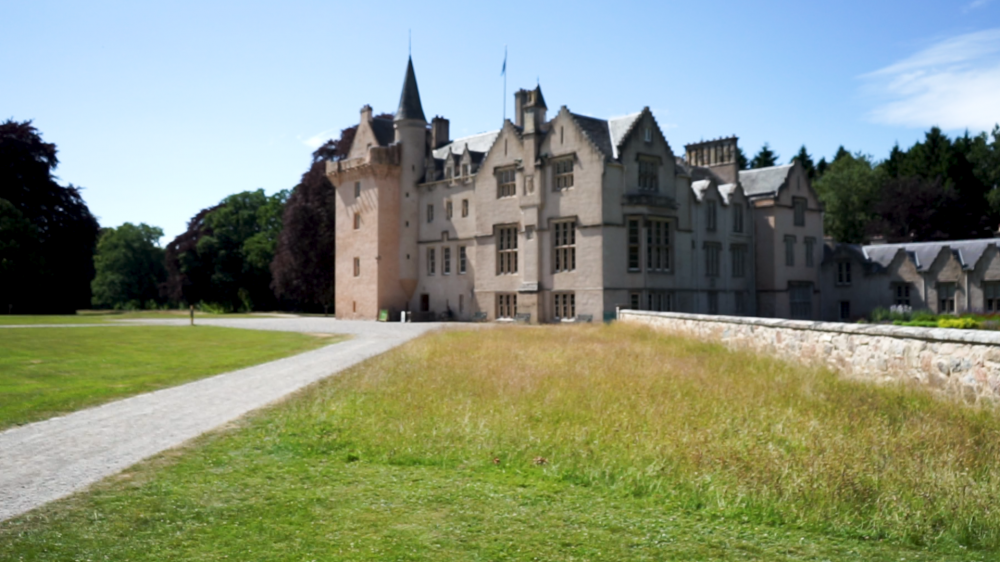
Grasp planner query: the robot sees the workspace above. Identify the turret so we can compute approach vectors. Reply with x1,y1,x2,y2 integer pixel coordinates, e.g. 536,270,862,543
393,56,427,304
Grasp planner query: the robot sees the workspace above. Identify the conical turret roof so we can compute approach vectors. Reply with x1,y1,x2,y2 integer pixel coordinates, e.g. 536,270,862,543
395,57,426,122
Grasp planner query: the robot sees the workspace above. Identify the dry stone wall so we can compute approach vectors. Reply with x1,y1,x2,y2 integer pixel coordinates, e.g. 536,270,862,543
619,310,1000,403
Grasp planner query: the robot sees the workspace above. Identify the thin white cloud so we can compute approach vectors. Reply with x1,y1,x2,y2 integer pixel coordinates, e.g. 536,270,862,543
300,129,337,149
862,28,1000,131
964,0,992,13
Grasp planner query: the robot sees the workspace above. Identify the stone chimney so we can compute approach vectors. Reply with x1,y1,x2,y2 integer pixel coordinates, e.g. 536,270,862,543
685,136,740,184
431,116,450,149
360,104,373,122
513,90,526,127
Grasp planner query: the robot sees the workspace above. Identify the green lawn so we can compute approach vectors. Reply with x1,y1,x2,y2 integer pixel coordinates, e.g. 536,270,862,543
0,326,340,428
1,324,997,560
0,311,278,325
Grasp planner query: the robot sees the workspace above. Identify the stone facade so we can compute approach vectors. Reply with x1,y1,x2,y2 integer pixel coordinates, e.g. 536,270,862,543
620,309,1000,403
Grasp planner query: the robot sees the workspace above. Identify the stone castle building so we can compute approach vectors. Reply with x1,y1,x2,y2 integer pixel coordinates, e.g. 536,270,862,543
332,57,996,324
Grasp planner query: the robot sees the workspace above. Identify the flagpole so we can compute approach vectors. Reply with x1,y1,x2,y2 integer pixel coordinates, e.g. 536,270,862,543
502,46,507,124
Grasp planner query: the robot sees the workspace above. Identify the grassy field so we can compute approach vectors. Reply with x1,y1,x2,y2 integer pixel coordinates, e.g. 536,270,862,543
0,310,277,325
0,326,340,428
1,324,998,560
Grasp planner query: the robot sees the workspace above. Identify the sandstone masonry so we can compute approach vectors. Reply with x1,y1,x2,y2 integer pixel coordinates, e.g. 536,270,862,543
619,309,1000,403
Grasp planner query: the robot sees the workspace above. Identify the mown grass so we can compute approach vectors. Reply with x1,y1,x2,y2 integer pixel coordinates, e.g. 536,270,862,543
0,310,276,325
1,323,997,560
0,326,340,428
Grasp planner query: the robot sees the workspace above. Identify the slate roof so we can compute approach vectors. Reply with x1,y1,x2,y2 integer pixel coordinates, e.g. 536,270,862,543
569,111,642,161
691,179,739,204
395,57,426,122
862,239,1000,272
738,164,794,198
370,118,395,146
432,130,500,160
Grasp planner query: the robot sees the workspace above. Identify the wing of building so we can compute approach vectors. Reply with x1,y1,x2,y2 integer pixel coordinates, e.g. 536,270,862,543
326,56,1000,323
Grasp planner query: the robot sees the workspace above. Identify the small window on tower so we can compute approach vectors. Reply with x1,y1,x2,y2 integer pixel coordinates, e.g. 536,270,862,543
462,199,469,217
353,213,360,230
354,182,361,198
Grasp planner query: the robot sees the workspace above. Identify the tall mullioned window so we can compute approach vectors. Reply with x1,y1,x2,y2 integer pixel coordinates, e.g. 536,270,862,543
790,282,813,319
939,283,956,313
646,219,670,272
554,158,574,189
894,283,911,306
554,292,575,319
705,243,721,277
497,168,516,198
443,247,451,275
985,282,1000,312
647,291,672,312
638,156,658,191
459,246,467,274
462,199,469,217
793,197,807,226
706,200,717,231
784,235,796,267
496,226,518,274
627,219,641,271
446,201,453,219
732,203,744,233
427,248,436,276
496,293,517,319
553,220,576,272
426,204,434,223
836,261,851,285
731,244,747,278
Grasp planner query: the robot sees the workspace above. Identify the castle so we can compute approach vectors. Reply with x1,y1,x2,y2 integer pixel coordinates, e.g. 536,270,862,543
327,57,1000,322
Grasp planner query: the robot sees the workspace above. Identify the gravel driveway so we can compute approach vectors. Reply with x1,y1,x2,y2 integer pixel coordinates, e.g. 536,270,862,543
0,318,449,522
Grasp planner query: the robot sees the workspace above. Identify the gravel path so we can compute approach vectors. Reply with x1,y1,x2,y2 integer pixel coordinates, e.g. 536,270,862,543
0,318,448,522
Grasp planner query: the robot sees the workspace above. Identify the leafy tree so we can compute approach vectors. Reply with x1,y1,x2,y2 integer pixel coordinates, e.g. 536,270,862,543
813,152,883,243
735,146,748,170
0,119,99,313
833,146,851,163
163,190,288,311
750,143,778,168
815,157,829,178
271,162,337,314
91,223,166,309
790,145,816,180
867,176,956,242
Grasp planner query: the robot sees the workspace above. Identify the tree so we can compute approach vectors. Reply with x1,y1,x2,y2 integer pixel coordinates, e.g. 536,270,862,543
735,146,748,170
867,176,956,242
0,119,99,313
750,143,778,168
813,152,883,243
790,145,816,180
91,223,166,309
162,190,287,311
271,162,337,314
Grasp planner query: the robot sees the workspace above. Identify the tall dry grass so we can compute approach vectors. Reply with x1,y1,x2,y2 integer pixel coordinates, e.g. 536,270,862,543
294,323,1000,548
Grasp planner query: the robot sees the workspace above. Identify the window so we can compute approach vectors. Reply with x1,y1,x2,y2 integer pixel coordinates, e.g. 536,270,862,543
644,127,652,143
629,292,641,310
427,248,436,276
939,283,956,313
553,220,576,272
784,235,796,267
462,199,469,217
793,197,806,227
646,291,673,312
706,200,717,231
805,237,816,268
705,243,721,277
420,294,429,312
790,282,813,319
836,261,852,285
647,219,670,271
982,281,1000,312
443,247,451,275
554,158,574,189
735,291,747,315
354,182,361,198
497,167,516,198
427,204,434,223
496,293,517,319
893,283,911,306
732,203,744,233
496,225,518,274
627,219,641,271
839,300,851,320
459,246,467,274
638,156,658,191
554,292,576,319
462,164,469,177
707,292,719,314
353,212,361,230
446,201,453,219
731,244,747,278
353,257,360,277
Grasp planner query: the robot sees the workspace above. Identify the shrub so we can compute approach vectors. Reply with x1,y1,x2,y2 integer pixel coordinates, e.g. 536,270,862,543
937,317,981,330
870,306,891,322
911,309,937,323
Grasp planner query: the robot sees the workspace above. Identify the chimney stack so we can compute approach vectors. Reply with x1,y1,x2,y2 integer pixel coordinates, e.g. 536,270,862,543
360,104,373,122
431,116,450,149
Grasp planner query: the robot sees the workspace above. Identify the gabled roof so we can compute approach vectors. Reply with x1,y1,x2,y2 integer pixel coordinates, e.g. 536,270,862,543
432,130,500,160
691,178,740,205
567,111,644,161
607,112,643,159
738,163,794,198
862,239,999,272
395,57,426,122
370,118,395,146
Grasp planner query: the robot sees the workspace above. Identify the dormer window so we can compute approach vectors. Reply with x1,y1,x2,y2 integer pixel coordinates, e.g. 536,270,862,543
554,158,574,189
497,167,516,198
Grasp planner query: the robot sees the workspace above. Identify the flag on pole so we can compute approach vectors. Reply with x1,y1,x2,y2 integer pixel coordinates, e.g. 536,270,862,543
501,47,507,76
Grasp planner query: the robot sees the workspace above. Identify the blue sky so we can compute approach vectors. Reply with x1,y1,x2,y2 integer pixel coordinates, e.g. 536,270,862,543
3,0,1000,243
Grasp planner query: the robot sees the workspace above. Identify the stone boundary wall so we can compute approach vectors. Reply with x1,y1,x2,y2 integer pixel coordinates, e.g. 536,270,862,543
618,310,1000,403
